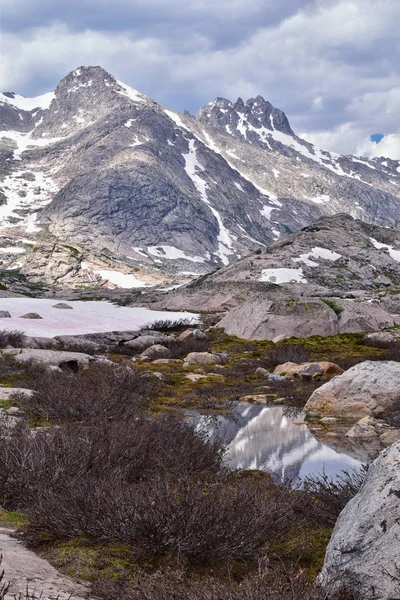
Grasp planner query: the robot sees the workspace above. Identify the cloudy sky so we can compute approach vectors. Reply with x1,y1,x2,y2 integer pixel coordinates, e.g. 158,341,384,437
1,0,399,158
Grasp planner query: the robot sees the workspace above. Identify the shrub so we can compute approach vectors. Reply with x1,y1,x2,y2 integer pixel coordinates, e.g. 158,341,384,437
261,345,310,369
0,329,25,348
92,567,365,600
302,467,367,527
0,415,224,510
143,319,194,332
166,336,209,358
13,363,158,422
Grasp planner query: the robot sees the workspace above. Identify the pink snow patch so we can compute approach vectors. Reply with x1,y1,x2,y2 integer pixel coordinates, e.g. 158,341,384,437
0,298,198,337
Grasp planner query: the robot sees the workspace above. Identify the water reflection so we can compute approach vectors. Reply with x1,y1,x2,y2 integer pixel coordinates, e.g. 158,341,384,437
193,405,361,482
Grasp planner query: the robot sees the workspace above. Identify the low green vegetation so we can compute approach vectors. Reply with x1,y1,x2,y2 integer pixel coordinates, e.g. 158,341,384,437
320,297,344,315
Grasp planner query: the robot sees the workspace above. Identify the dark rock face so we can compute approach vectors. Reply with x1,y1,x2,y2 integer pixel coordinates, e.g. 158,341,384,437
0,65,399,286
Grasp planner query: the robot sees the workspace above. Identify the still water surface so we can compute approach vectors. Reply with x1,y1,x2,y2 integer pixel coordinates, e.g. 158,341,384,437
194,404,362,482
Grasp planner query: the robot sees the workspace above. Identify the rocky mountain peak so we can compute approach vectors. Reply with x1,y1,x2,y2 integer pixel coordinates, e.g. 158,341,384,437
31,65,150,139
197,93,295,146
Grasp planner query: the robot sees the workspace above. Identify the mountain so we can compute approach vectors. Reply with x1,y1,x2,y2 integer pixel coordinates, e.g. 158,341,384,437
0,65,399,288
144,214,400,341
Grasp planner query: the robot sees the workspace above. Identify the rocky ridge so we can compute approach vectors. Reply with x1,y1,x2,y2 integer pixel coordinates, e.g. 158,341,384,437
0,65,399,289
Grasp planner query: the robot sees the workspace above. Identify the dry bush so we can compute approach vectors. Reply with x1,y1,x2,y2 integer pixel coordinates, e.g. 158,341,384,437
143,319,193,332
165,337,209,359
261,345,310,369
92,567,364,600
302,467,367,527
0,329,25,348
14,363,159,422
0,415,224,510
0,417,302,566
25,474,297,564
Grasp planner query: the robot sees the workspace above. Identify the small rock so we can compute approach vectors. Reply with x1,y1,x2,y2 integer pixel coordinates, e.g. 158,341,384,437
0,388,35,401
152,358,183,365
379,429,400,446
177,328,206,342
320,417,339,424
186,373,209,382
255,367,269,377
124,335,170,352
274,361,343,381
345,416,383,439
273,397,286,405
19,313,43,319
0,311,11,318
364,331,396,345
52,302,73,309
239,394,269,403
152,371,169,382
184,352,222,366
5,407,21,416
140,344,171,361
267,373,286,382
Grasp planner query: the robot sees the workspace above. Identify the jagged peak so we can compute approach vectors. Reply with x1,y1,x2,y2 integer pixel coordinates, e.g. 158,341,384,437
197,93,294,137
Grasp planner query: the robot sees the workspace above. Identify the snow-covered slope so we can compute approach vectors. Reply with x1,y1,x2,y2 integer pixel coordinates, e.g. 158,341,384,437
0,66,399,288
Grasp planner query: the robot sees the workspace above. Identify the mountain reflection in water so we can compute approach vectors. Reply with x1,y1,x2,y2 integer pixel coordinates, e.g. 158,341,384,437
194,405,361,482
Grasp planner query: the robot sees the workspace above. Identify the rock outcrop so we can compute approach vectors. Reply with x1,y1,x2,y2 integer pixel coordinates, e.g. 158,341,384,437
2,348,95,370
319,442,400,600
0,528,92,599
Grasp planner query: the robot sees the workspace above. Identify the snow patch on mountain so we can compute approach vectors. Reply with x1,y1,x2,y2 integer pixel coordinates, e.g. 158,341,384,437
259,267,307,284
370,238,400,262
183,139,234,265
0,168,60,231
0,130,63,160
293,247,342,267
81,264,149,288
147,244,207,263
0,91,55,111
115,79,147,104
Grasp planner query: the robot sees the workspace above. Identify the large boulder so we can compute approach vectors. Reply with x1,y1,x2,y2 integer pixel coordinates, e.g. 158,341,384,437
0,311,11,318
218,298,338,341
304,361,400,422
2,349,94,371
274,361,343,381
338,300,397,334
19,312,43,319
319,442,400,600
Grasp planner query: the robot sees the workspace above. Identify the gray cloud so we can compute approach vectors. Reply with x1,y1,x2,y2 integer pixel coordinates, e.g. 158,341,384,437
1,0,399,156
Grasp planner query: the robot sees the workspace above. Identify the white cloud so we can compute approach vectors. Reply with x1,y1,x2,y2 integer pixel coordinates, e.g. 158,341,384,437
356,134,400,160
